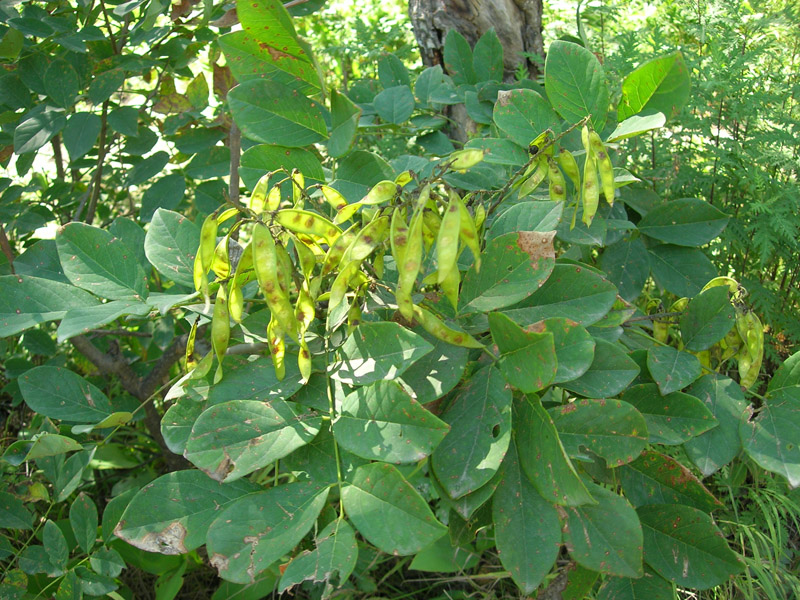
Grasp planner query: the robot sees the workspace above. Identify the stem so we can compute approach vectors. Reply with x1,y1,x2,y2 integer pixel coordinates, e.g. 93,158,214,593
52,135,65,181
0,223,15,273
228,122,242,208
323,331,345,517
84,101,109,225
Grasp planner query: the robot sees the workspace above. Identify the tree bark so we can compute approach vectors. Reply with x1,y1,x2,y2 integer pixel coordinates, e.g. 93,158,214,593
408,0,544,81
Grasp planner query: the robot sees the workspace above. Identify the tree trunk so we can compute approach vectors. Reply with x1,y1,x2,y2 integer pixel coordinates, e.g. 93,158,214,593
408,0,544,82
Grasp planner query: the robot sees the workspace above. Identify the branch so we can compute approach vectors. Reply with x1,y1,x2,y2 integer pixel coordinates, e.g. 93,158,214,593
88,329,152,338
0,223,15,274
52,135,65,181
139,334,189,399
85,102,109,225
71,335,142,398
228,122,242,208
624,311,684,324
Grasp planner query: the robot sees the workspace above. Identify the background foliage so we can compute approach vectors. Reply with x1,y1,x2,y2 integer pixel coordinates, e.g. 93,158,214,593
0,0,798,599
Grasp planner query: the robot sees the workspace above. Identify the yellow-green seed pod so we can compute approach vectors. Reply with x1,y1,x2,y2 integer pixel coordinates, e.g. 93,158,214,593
653,318,669,344
456,195,481,272
196,213,218,276
421,207,441,252
447,148,485,171
395,171,413,187
396,210,424,320
547,157,566,203
374,247,385,279
228,279,244,323
291,169,304,206
298,339,311,383
581,125,592,154
267,315,285,381
275,242,294,296
343,214,390,264
582,153,600,226
528,130,553,156
329,260,361,312
557,149,581,194
473,202,486,231
320,185,348,212
347,297,362,333
518,157,548,198
267,184,282,212
334,202,362,225
185,317,199,369
390,206,409,267
295,288,315,334
362,180,398,205
439,262,460,310
211,237,231,279
719,327,743,362
292,235,317,281
252,223,298,337
250,173,271,214
322,223,360,277
589,131,615,205
211,286,230,384
412,305,483,348
436,194,462,285
216,207,239,225
275,209,342,245
702,276,740,295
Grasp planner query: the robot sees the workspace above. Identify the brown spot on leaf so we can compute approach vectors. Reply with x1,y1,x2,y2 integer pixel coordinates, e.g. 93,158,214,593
115,521,188,555
516,230,556,268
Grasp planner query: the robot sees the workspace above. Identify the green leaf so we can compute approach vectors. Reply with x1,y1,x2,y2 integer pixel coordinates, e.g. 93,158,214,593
207,483,329,584
56,222,149,300
621,384,717,445
599,237,650,302
504,263,618,327
459,231,556,314
541,317,596,383
489,312,557,393
397,327,468,404
187,73,209,109
62,112,101,162
43,520,69,571
185,146,230,180
769,351,800,393
185,400,321,482
89,547,125,578
19,545,63,577
282,423,367,486
19,366,119,422
107,106,138,136
140,174,186,222
740,386,800,487
638,198,728,247
116,470,259,555
342,463,447,555
638,503,743,589
545,40,609,131
3,433,82,465
607,113,667,143
414,65,446,108
228,80,327,147
443,29,476,85
0,27,23,59
204,355,305,405
333,381,449,463
329,322,433,385
240,144,324,190
44,59,79,109
493,88,561,147
220,0,320,92
0,491,34,530
646,346,703,395
161,397,205,455
378,54,410,88
0,274,99,337
328,89,361,158
679,286,735,351
487,201,563,240
515,396,595,506
278,519,358,592
560,339,640,398
563,482,643,577
492,441,561,593
431,365,512,499
597,566,674,600
408,534,480,573
648,245,718,297
144,209,201,289
374,85,415,124
549,398,648,467
172,128,226,155
14,106,66,154
70,493,99,554
618,51,690,121
432,468,500,521
330,150,395,203
88,68,126,104
465,137,529,166
126,151,170,186
473,29,504,81
56,299,151,342
619,450,722,512
683,374,748,476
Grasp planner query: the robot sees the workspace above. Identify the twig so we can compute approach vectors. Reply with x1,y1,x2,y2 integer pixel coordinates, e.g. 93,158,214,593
52,135,65,181
84,102,109,225
487,116,590,216
624,311,684,323
0,223,15,273
226,341,269,355
87,329,152,338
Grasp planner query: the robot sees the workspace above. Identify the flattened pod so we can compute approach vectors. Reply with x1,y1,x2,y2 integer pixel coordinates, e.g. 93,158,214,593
292,235,317,281
250,173,271,214
329,260,361,312
396,209,424,320
436,193,462,285
211,286,230,383
412,305,483,348
342,214,390,263
228,279,244,323
322,223,359,276
290,169,305,206
456,198,481,271
295,288,315,334
267,316,286,381
589,131,615,205
275,242,294,296
211,237,231,279
447,148,485,171
582,153,600,226
547,157,566,203
473,202,486,231
252,224,298,337
518,156,548,198
439,262,460,310
362,180,398,205
421,207,441,252
194,213,218,292
557,149,581,194
267,184,282,211
275,209,342,245
390,206,409,266
297,339,311,383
